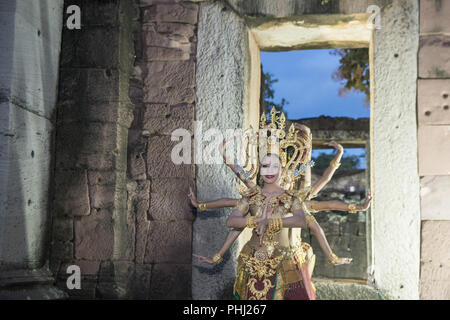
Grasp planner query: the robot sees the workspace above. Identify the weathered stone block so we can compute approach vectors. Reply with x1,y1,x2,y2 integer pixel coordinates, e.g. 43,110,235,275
170,103,194,118
419,35,450,78
149,263,191,299
56,122,118,157
51,241,74,261
420,0,450,33
149,178,194,220
89,184,116,209
54,169,90,217
142,115,193,135
64,0,119,27
418,79,450,125
144,220,192,263
142,3,198,24
52,217,74,241
144,46,191,61
418,125,450,175
144,86,195,104
128,149,147,180
145,60,195,89
420,279,450,300
135,199,151,264
57,100,121,125
139,0,181,6
87,170,118,186
61,27,119,68
156,22,195,38
59,260,100,276
142,25,193,47
314,280,380,300
74,209,114,260
421,221,450,264
146,135,194,178
420,221,450,299
57,151,118,171
87,68,120,103
141,103,171,118
58,68,89,103
131,264,152,299
420,175,450,220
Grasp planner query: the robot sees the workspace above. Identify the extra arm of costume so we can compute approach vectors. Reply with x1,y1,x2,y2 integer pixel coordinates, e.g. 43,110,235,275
221,141,257,190
216,228,244,257
308,149,343,198
298,201,335,261
225,162,257,190
308,200,351,212
200,198,238,210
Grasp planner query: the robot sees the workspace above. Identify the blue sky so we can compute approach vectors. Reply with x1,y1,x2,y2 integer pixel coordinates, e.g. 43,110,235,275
261,49,370,120
260,49,369,169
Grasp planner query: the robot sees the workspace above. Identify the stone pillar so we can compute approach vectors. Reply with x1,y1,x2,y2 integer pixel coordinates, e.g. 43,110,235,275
371,0,421,299
0,0,66,299
50,0,138,299
418,0,450,300
126,0,200,299
192,0,259,299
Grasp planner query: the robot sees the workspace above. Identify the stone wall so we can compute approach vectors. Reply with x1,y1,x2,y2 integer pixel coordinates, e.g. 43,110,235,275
126,0,200,299
50,0,138,299
0,0,66,299
418,0,450,300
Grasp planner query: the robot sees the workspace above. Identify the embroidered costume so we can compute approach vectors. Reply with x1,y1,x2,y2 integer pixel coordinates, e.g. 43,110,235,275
232,185,316,300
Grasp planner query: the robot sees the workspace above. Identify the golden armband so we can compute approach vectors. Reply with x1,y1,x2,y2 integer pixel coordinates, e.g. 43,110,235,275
246,216,258,228
330,159,341,169
327,253,339,265
348,203,358,214
268,217,282,233
198,203,207,211
212,253,223,264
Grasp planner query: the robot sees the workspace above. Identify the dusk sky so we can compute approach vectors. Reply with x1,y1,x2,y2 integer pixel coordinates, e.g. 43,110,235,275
260,49,369,168
261,49,370,120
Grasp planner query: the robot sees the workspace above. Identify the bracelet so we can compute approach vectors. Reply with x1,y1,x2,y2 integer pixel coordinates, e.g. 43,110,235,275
330,159,341,169
212,253,223,264
327,253,339,265
246,216,258,228
198,203,207,211
268,217,282,233
348,203,358,214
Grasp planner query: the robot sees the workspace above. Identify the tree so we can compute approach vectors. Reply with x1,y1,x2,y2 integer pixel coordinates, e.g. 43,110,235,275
312,151,360,170
263,70,289,118
330,48,370,106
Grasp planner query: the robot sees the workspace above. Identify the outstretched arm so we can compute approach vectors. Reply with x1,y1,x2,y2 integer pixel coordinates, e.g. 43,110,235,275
293,124,313,189
309,141,344,198
193,228,243,264
307,189,372,213
306,213,352,266
188,187,238,210
220,139,257,189
193,197,249,265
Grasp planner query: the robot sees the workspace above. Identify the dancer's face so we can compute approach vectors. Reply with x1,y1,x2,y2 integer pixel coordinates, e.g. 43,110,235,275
260,154,283,185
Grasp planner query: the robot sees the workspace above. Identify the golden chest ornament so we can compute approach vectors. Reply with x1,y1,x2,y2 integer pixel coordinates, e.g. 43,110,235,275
248,191,293,213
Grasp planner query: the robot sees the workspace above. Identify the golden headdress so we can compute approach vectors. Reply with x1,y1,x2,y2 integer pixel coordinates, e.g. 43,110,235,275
237,107,313,189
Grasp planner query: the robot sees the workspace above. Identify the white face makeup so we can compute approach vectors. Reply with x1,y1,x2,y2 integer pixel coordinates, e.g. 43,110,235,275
260,154,282,184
